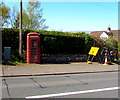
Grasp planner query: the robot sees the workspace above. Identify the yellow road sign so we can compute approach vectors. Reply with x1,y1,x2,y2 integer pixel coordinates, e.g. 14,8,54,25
88,47,99,56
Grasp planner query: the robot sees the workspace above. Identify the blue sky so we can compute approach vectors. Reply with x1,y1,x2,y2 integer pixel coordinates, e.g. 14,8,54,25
4,1,118,33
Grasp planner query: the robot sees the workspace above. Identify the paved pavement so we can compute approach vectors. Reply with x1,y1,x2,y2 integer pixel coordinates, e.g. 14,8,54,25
1,62,119,77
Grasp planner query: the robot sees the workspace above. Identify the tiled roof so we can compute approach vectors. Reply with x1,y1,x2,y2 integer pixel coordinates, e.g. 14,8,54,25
90,30,120,43
90,31,104,37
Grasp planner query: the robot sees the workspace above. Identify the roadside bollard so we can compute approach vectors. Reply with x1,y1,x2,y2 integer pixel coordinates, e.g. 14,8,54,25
103,56,109,65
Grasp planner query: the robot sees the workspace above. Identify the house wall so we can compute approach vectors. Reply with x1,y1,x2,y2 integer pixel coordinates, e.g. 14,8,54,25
100,32,109,39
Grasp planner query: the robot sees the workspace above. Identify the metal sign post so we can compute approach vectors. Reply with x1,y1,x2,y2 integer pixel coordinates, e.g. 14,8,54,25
87,47,99,64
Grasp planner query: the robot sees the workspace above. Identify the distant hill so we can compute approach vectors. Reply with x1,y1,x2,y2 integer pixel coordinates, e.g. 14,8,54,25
63,30,92,34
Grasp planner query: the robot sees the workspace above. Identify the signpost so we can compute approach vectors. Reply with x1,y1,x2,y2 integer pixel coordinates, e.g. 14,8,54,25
89,47,99,56
87,47,99,64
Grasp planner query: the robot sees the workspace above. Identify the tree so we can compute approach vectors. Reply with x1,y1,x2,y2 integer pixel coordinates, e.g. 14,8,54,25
118,43,120,52
90,34,106,48
13,11,30,29
9,6,19,28
26,1,48,30
13,1,48,30
0,3,10,28
104,37,118,50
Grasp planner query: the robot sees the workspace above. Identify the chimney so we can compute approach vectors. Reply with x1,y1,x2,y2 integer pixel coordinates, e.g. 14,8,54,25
107,26,111,32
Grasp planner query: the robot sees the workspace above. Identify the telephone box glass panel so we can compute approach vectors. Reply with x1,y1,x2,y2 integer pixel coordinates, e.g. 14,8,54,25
31,40,38,61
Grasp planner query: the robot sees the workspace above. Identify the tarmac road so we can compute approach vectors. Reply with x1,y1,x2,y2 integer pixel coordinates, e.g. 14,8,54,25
2,72,119,99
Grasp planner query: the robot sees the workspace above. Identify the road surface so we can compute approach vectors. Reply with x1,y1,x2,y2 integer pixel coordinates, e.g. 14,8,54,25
2,72,119,99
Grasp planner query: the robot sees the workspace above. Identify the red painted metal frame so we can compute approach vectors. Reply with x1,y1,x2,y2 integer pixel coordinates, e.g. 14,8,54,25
27,33,40,64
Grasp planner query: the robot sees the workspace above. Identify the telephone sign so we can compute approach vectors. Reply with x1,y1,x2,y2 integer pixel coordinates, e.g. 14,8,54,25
27,33,40,64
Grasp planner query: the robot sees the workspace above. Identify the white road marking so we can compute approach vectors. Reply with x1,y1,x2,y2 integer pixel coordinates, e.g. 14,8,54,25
25,87,120,99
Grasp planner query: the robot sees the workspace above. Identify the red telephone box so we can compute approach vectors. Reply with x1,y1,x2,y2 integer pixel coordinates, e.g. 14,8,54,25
27,33,40,64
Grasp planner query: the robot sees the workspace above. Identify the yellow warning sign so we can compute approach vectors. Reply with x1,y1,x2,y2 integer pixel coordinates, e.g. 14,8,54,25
88,47,99,56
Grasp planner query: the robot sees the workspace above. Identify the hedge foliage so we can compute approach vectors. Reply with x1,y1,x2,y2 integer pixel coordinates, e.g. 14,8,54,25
118,43,120,52
1,28,94,56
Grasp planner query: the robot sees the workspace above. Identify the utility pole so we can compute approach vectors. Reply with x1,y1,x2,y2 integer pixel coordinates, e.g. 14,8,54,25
19,0,22,57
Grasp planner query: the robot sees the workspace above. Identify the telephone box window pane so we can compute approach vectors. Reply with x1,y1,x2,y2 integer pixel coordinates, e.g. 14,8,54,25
31,56,37,60
31,51,37,53
31,48,37,50
32,54,37,55
31,40,38,48
31,40,38,57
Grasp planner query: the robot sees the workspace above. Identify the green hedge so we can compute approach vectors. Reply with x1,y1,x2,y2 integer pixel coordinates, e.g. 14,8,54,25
1,28,94,56
42,36,85,54
2,28,19,56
